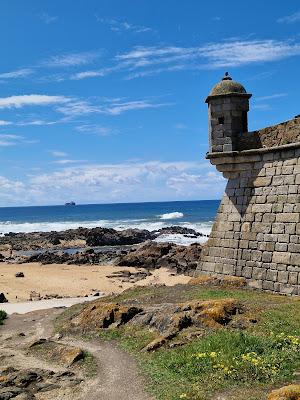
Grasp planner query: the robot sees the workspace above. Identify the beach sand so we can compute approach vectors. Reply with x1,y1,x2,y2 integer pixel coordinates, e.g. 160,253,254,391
0,262,190,303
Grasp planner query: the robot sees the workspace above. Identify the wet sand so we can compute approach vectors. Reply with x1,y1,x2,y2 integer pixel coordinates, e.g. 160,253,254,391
0,262,190,303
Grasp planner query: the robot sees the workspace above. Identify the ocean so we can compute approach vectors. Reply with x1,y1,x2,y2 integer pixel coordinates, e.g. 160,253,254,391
0,200,219,245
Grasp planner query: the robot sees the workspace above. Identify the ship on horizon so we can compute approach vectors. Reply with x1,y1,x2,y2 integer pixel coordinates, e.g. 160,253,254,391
65,201,76,206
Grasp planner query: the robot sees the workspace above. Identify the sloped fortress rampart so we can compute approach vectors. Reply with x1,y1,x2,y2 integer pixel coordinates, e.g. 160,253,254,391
197,73,300,295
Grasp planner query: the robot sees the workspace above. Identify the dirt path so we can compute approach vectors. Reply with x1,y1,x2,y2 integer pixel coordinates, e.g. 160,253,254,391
0,307,154,400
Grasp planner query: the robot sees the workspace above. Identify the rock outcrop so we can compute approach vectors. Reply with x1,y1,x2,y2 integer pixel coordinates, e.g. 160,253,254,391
62,298,246,350
267,384,300,400
0,293,8,303
0,366,82,399
117,241,202,275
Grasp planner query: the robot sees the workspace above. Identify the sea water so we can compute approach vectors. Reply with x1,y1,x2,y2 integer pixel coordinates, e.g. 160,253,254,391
0,200,219,245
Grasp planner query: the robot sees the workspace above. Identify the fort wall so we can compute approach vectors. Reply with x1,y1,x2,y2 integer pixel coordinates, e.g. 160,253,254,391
197,141,300,295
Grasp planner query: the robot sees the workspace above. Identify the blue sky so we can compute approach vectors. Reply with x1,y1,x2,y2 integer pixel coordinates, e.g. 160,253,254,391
1,0,300,206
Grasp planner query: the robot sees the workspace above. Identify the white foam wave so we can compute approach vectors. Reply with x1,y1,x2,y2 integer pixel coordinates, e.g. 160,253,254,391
159,212,184,220
0,218,213,245
155,233,208,246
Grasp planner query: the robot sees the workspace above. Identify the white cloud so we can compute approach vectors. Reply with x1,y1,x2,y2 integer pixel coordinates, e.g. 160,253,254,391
96,17,155,35
0,120,12,126
18,119,60,126
256,93,288,101
43,51,101,68
175,123,187,130
0,94,70,109
0,134,35,147
76,125,113,136
277,11,300,24
39,13,58,24
50,151,68,157
0,68,34,79
52,159,87,165
0,160,224,206
73,39,300,81
104,100,171,115
115,39,300,77
57,98,170,117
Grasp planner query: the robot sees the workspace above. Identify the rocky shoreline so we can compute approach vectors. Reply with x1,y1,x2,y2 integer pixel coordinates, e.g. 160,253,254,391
0,225,205,252
0,226,206,277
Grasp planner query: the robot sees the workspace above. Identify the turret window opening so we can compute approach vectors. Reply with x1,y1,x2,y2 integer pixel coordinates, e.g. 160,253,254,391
218,116,224,125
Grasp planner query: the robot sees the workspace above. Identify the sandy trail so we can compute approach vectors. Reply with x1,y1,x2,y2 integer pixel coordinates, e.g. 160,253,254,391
0,306,154,400
0,261,190,303
0,295,98,315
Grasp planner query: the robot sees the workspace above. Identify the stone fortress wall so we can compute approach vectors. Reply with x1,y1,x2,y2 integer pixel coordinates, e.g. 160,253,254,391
196,73,300,295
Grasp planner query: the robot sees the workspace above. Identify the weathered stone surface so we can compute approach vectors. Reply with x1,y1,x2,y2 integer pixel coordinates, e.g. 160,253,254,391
267,384,300,400
198,148,300,295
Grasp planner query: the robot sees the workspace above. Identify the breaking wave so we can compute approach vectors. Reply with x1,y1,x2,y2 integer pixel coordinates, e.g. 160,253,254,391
159,212,184,220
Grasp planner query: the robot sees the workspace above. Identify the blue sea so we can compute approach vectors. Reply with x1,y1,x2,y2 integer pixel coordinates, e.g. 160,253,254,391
0,200,219,245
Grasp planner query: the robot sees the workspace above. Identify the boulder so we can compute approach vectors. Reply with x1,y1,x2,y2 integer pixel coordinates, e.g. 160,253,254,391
15,272,24,278
117,241,202,275
267,385,300,400
29,340,84,367
188,275,247,288
86,227,153,247
68,301,143,333
0,293,8,303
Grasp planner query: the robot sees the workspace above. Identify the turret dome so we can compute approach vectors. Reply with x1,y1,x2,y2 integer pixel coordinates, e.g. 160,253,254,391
207,72,248,100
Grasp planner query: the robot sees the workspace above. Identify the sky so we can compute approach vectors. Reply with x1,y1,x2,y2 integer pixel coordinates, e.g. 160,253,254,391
1,0,300,206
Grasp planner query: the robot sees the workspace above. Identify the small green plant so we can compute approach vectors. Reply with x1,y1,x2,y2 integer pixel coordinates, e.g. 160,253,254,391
0,310,7,325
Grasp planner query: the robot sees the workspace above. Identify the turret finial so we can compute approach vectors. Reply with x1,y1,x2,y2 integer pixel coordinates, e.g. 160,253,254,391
222,72,232,81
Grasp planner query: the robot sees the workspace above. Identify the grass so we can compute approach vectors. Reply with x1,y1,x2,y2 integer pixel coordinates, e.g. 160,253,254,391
58,284,300,400
0,310,7,325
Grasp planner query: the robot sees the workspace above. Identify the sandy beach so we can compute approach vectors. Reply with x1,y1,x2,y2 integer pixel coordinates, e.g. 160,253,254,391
0,262,190,303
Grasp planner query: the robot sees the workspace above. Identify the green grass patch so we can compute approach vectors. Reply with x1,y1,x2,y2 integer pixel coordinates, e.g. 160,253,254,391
56,284,300,399
112,328,300,400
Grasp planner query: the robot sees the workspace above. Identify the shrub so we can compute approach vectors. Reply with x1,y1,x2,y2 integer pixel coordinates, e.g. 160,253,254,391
0,310,7,325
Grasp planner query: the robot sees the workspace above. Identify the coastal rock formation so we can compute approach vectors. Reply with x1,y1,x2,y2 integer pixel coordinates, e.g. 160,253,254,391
24,248,125,265
19,240,202,277
62,298,245,350
0,293,8,303
0,225,202,252
29,340,84,367
0,366,81,399
188,275,247,287
67,302,143,334
267,384,300,400
117,241,202,275
0,227,154,251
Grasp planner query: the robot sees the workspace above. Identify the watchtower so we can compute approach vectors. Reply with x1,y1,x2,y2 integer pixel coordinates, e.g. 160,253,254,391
205,72,252,153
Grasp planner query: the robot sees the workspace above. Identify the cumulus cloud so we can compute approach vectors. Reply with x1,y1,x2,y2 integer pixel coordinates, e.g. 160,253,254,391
0,161,225,206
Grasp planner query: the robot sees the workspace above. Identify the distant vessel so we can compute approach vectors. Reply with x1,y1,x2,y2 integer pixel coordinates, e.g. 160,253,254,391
65,201,76,206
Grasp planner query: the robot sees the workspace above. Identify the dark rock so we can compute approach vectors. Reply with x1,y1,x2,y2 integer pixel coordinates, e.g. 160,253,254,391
117,241,202,275
0,293,8,303
15,272,24,278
